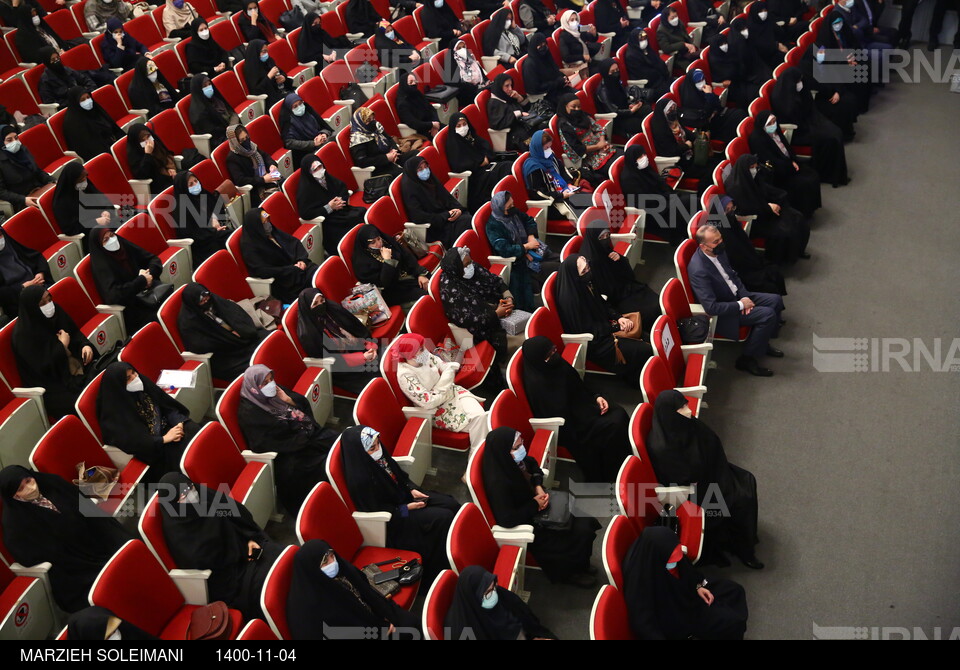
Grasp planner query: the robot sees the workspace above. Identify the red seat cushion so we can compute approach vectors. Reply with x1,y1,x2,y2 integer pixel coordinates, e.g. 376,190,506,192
0,397,29,425
546,219,576,235
371,306,404,340
433,428,471,451
159,604,244,640
351,547,421,610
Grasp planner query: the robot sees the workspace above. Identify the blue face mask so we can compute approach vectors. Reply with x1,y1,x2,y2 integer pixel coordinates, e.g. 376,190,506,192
666,561,678,570
292,104,306,117
434,0,443,6
481,589,499,610
259,52,269,62
512,445,526,463
385,30,395,40
832,20,843,32
417,167,431,181
816,51,826,63
188,183,202,196
202,85,214,98
764,122,777,134
321,558,339,578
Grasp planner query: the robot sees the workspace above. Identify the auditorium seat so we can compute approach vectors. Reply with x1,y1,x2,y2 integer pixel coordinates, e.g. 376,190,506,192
421,569,457,640
258,545,298,640
250,330,334,428
446,502,529,594
600,514,640,591
589,584,635,640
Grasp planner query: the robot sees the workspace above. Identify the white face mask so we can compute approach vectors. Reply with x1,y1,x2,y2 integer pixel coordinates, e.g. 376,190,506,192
103,235,121,252
147,71,158,83
183,489,200,504
569,19,579,29
80,97,94,111
719,43,729,53
368,446,383,461
505,20,512,29
126,376,144,393
758,10,767,20
749,167,758,178
76,180,88,191
639,39,648,49
32,15,41,26
312,167,325,180
0,237,4,252
261,381,277,397
198,29,210,40
247,8,256,15
543,148,553,159
140,137,151,149
455,124,469,137
668,16,679,26
321,559,339,578
40,301,56,318
741,29,749,38
456,47,468,60
796,82,803,92
415,349,431,367
637,155,649,170
462,263,475,279
107,630,122,641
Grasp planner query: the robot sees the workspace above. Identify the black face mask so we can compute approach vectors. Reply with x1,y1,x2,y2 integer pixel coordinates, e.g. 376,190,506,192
545,351,562,367
312,302,327,317
598,235,613,251
665,110,679,123
537,46,548,55
49,61,65,73
712,242,726,255
503,207,515,217
579,270,592,283
240,139,252,150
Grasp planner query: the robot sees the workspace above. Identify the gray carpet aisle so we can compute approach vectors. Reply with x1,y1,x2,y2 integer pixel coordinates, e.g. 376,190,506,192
271,62,960,639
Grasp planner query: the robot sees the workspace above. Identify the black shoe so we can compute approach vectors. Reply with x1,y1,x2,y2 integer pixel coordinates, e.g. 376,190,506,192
738,554,765,570
562,572,597,589
735,356,774,377
766,346,784,358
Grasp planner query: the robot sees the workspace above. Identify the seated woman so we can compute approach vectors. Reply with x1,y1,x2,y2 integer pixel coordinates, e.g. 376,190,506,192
162,0,199,39
447,37,490,107
237,364,336,514
185,18,230,76
170,170,231,264
519,0,556,32
396,70,441,139
657,6,698,73
767,0,808,43
446,566,557,640
595,0,640,50
66,607,156,641
225,123,282,205
88,227,163,334
444,113,512,215
0,228,50,317
624,29,671,102
557,9,600,73
803,43,860,140
349,107,407,179
483,8,527,68
375,19,421,68
129,58,179,119
296,288,380,394
487,73,543,153
420,0,464,45
522,34,575,110
244,39,293,107
649,389,762,569
555,93,618,186
393,333,488,458
296,155,364,256
706,33,760,110
239,0,280,43
50,163,115,245
287,539,420,640
188,75,238,148
352,224,428,309
345,0,381,37
13,5,85,65
240,208,318,303
771,66,849,188
438,247,510,393
649,98,722,185
279,93,333,167
126,123,177,196
554,255,653,386
0,466,134,613
62,87,125,161
341,425,459,582
100,17,148,70
485,192,558,312
521,130,582,223
595,58,648,140
37,47,96,109
482,427,600,587
97,362,200,479
0,125,55,212
298,12,352,70
706,194,786,296
85,0,134,33
727,16,773,89
619,144,697,245
522,336,630,482
746,1,787,70
177,283,269,381
723,154,810,265
678,68,747,143
158,472,283,621
748,110,821,219
400,156,472,249
686,0,728,43
580,219,661,330
623,526,749,639
12,286,97,419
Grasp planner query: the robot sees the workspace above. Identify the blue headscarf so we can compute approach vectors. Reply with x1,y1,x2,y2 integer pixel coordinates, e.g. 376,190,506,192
522,131,569,190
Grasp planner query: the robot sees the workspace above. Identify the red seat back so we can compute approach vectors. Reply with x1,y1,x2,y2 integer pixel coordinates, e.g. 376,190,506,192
295,479,363,557
525,305,564,348
591,585,635,640
352,377,410,457
616,455,660,533
0,321,21,388
314,255,359,304
75,371,105,442
260,544,297,640
47,277,99,338
423,569,458,640
193,249,257,303
118,322,185,381
659,277,693,322
488,388,534,448
446,503,500,575
150,108,195,157
405,295,455,351
180,421,248,492
137,491,179,571
117,213,169,258
250,330,305,389
674,238,698,303
651,314,686,384
157,284,187,351
2,208,57,253
29,415,113,481
601,515,639,591
215,376,250,452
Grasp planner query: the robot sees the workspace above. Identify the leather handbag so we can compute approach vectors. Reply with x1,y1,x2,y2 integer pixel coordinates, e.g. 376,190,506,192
186,601,232,640
533,490,574,531
136,281,174,309
73,462,119,501
362,174,393,203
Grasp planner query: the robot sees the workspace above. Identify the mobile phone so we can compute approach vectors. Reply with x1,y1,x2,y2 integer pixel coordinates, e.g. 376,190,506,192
374,568,401,584
249,546,263,561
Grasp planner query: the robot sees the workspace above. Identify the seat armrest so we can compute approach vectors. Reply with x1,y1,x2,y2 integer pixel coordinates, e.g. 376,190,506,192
487,255,515,266
169,569,211,606
353,510,391,547
102,445,133,470
448,170,472,178
167,238,194,248
181,351,213,364
303,357,336,372
528,417,565,430
675,385,707,398
401,406,434,420
526,198,553,209
560,332,594,344
241,449,278,463
10,562,52,578
679,343,713,360
96,303,125,317
12,386,46,400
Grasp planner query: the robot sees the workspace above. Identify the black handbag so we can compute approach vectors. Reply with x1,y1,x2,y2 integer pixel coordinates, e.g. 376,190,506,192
424,84,458,104
362,174,393,203
678,315,710,344
339,82,368,105
492,150,519,162
533,490,574,531
135,281,174,309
